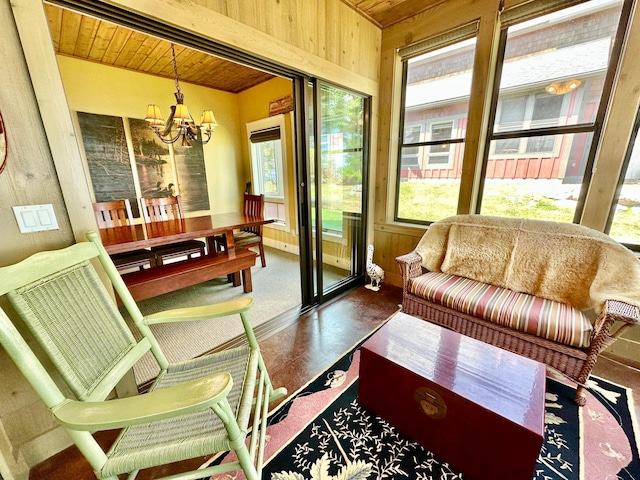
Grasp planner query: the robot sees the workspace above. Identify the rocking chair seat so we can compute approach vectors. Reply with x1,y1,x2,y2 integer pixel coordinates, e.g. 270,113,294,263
100,347,256,477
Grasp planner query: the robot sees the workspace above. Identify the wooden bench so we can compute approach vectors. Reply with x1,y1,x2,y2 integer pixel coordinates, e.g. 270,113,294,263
120,248,257,302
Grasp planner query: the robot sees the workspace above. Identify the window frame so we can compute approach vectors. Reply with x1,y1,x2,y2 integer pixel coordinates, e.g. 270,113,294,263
477,0,633,222
394,24,478,225
246,114,290,230
249,139,284,199
606,106,640,250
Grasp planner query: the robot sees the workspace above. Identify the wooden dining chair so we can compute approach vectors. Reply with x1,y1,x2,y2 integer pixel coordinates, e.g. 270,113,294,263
216,193,267,267
140,195,206,266
92,199,156,271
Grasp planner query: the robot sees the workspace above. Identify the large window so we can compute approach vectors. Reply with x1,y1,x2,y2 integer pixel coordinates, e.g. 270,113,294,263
247,115,288,225
608,109,640,247
394,0,630,226
481,0,626,222
395,27,477,223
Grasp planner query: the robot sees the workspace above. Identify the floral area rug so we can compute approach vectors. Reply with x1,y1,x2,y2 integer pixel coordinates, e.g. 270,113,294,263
209,343,640,480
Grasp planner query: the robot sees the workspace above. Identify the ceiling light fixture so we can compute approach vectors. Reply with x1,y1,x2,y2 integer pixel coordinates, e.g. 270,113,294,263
144,43,217,147
545,79,582,95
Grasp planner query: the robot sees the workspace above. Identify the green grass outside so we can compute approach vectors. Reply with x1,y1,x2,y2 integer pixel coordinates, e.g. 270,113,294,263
316,179,640,244
317,184,363,232
320,209,344,231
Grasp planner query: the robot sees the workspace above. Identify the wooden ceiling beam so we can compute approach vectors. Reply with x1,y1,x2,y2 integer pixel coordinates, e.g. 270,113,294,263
43,0,447,92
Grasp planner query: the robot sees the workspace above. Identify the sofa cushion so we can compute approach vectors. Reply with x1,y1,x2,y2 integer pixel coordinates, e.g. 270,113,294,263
410,271,592,349
413,214,640,314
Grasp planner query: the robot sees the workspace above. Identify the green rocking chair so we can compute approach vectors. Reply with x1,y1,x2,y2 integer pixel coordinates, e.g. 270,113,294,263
0,230,286,480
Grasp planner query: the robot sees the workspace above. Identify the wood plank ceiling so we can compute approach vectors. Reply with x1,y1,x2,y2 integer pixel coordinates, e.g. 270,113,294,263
43,4,276,94
44,1,442,93
340,0,447,28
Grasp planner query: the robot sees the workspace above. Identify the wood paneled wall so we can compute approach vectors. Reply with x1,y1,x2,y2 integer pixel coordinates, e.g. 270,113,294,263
0,3,75,266
0,1,78,477
112,0,380,95
189,0,382,84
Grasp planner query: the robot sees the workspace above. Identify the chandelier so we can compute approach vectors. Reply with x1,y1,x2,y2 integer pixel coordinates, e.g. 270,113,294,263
144,44,217,146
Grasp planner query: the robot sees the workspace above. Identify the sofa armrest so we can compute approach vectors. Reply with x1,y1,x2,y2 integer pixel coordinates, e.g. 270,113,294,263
604,299,640,325
396,251,423,295
589,299,640,357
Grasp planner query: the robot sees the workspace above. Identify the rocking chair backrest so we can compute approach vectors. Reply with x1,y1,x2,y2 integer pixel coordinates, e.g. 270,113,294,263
0,240,152,402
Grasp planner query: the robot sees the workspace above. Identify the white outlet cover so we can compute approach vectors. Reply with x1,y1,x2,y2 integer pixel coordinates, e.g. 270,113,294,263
12,204,59,233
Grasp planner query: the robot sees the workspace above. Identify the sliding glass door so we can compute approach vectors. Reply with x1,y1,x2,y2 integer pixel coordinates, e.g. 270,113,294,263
297,80,369,306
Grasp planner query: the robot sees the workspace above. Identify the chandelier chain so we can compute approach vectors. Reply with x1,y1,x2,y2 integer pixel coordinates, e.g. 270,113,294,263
171,44,181,95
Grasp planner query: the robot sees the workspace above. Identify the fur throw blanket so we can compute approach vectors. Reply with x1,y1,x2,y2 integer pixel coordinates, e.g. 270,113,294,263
414,215,640,313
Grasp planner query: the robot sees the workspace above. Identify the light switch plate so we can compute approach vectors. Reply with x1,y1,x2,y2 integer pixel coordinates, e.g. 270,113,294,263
12,204,59,233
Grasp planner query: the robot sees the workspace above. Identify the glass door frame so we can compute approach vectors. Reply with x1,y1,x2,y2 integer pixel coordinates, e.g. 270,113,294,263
294,77,371,308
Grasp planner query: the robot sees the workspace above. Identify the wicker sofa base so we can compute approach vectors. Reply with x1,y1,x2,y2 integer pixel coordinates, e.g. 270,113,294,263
402,293,589,384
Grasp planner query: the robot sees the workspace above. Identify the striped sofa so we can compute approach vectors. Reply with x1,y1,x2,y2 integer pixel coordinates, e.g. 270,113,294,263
397,214,640,405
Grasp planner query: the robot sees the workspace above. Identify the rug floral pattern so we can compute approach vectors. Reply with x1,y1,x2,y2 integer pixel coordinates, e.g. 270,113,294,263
271,385,464,480
209,349,639,480
261,360,639,480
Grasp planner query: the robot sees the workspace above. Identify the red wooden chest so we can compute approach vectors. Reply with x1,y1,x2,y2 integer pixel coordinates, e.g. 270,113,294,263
358,312,546,480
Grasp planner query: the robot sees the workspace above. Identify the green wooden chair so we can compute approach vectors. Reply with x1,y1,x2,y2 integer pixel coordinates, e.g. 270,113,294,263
0,230,286,480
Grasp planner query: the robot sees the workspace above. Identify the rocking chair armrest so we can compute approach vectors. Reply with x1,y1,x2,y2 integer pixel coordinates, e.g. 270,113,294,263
53,372,232,431
143,297,253,326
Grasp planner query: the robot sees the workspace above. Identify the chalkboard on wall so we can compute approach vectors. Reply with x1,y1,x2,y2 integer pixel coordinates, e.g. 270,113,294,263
77,112,140,217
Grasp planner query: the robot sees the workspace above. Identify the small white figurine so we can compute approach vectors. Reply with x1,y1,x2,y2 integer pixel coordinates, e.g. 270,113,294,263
365,244,384,291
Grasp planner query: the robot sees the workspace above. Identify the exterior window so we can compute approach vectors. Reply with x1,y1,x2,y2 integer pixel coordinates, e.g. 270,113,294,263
494,96,526,154
609,109,640,247
481,0,625,222
247,115,288,225
396,34,477,223
428,122,454,165
494,93,563,155
402,125,421,168
393,0,629,227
